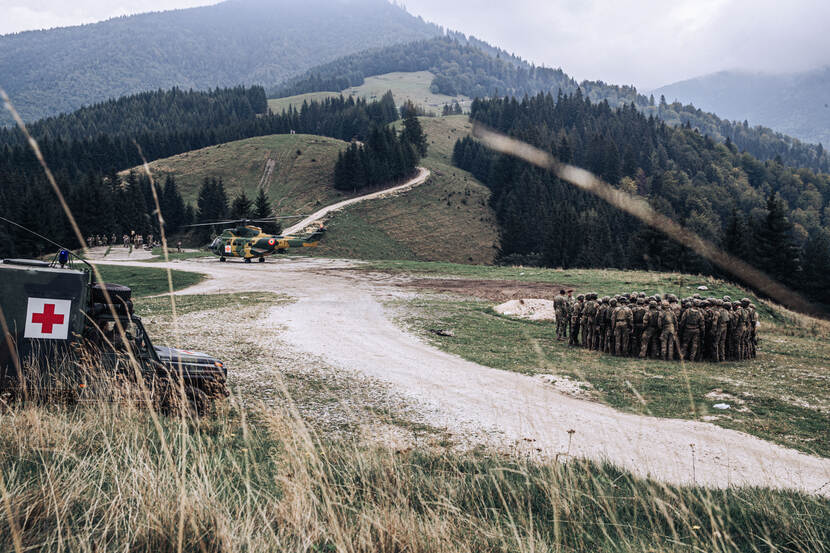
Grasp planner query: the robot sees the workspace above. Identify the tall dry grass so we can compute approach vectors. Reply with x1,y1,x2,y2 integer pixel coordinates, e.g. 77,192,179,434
0,390,827,553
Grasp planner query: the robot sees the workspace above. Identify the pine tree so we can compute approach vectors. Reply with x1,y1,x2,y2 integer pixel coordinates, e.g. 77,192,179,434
253,188,280,234
800,231,830,306
755,193,801,286
399,101,427,157
230,190,253,220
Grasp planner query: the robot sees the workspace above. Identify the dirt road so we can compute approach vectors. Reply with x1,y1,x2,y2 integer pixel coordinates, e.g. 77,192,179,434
282,167,430,235
107,256,830,496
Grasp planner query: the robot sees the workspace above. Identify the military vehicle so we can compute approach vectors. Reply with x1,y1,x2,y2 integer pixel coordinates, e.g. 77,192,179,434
190,218,325,262
0,254,227,411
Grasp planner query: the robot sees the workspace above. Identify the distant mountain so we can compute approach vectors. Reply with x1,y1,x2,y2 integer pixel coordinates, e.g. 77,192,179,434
653,67,830,146
271,36,830,172
0,0,440,123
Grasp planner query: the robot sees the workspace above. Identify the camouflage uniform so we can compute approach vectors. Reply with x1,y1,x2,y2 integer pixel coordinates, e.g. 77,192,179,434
602,298,618,353
659,302,678,361
630,297,647,357
581,294,598,349
613,297,633,356
594,297,609,351
748,304,758,358
569,295,584,346
639,301,660,358
716,302,730,362
553,291,568,341
679,301,704,361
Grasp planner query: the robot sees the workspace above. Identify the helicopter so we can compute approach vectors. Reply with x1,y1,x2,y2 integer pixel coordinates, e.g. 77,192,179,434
188,218,326,263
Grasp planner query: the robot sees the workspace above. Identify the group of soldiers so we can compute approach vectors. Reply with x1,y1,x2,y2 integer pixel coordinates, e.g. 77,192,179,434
85,233,155,249
552,289,759,362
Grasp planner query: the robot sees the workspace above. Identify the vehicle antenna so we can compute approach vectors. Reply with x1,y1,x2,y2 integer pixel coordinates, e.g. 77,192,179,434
0,214,94,271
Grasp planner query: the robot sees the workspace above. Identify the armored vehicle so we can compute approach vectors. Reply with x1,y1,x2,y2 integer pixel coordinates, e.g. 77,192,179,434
0,257,227,410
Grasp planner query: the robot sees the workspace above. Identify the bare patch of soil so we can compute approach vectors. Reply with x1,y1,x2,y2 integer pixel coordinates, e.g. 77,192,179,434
403,278,574,302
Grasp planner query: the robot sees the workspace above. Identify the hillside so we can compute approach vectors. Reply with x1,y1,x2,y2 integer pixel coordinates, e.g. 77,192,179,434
123,134,350,213
653,67,830,146
126,116,498,264
268,71,471,117
0,0,440,123
316,115,499,264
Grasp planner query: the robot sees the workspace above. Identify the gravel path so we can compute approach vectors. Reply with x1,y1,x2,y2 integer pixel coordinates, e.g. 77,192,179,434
282,167,430,235
107,256,830,495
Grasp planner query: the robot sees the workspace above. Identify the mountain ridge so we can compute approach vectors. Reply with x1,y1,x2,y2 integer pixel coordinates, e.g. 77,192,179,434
653,66,830,146
0,0,441,123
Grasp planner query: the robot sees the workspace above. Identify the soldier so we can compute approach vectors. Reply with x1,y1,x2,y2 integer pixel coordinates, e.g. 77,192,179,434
613,297,633,356
741,298,752,360
111,233,117,246
598,296,617,353
716,301,730,362
748,303,759,358
553,289,568,341
640,300,660,358
581,293,598,349
630,296,646,356
569,294,584,346
659,301,678,361
596,297,610,352
679,300,704,361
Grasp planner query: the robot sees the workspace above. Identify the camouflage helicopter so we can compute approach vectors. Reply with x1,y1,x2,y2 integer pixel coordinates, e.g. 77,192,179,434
188,218,326,262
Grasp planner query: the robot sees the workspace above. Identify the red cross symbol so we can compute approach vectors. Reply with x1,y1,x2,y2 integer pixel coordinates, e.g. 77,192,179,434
31,303,65,334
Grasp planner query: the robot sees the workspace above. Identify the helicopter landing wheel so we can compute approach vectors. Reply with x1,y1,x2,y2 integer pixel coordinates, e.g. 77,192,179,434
258,257,265,263
219,256,226,262
244,257,252,263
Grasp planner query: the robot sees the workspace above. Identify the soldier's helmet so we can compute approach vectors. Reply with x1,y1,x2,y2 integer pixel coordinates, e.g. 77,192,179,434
723,302,732,309
622,297,629,304
661,300,670,308
723,295,732,302
693,293,701,299
638,292,646,298
636,297,645,305
648,300,657,307
577,294,584,300
741,298,750,306
701,300,710,308
622,293,630,299
610,298,618,306
715,299,723,306
693,300,702,307
602,296,610,304
669,295,678,303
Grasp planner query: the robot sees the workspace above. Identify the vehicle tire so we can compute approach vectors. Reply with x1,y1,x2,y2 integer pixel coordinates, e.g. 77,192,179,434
244,258,252,263
258,257,265,263
220,256,226,262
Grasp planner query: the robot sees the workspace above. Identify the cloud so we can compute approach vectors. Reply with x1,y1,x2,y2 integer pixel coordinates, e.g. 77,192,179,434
0,0,220,35
404,0,830,88
2,0,827,88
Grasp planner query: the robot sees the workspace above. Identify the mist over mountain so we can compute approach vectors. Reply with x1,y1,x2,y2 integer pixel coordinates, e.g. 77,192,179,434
653,66,830,146
0,0,440,123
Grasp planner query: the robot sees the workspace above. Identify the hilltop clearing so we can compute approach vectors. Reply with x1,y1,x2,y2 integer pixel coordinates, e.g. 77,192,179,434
124,134,349,209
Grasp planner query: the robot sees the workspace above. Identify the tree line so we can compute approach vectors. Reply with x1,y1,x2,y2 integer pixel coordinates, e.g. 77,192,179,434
333,102,427,191
453,93,830,308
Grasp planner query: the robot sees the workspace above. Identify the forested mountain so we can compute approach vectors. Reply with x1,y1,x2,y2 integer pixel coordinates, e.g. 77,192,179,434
653,67,830,147
0,0,440,123
272,36,829,173
453,93,830,307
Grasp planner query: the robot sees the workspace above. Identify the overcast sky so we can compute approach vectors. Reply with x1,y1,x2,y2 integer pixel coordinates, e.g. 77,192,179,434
1,0,827,89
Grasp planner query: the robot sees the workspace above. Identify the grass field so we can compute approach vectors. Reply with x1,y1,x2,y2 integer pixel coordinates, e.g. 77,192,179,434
343,71,471,114
92,264,205,296
315,115,500,264
267,91,343,114
123,133,351,211
374,260,830,456
2,401,827,552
